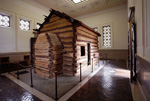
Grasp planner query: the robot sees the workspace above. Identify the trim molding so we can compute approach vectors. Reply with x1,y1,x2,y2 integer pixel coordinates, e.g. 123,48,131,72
99,49,128,51
0,52,30,56
137,80,147,101
137,54,150,63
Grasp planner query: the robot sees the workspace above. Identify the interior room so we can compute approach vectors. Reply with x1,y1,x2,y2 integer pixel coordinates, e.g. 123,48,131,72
0,0,150,101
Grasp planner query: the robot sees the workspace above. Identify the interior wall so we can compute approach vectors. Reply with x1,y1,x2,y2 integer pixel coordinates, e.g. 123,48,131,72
0,0,49,53
77,4,128,60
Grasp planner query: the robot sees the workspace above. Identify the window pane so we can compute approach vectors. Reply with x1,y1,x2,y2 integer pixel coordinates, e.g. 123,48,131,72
0,14,10,27
20,19,30,31
36,23,40,29
102,25,111,47
92,27,98,32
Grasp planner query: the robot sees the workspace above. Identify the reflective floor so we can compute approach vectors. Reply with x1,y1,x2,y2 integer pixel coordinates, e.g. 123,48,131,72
68,60,133,101
0,75,41,101
0,60,133,101
8,61,104,100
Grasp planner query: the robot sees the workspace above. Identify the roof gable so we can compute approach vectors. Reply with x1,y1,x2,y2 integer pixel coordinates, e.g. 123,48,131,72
36,9,100,36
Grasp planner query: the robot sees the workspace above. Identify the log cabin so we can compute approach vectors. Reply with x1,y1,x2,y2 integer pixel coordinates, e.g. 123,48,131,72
1,0,150,100
33,9,101,78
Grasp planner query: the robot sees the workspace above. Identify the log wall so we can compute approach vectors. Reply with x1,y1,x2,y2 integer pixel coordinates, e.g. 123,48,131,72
39,14,74,75
34,33,63,78
75,26,99,73
37,14,100,76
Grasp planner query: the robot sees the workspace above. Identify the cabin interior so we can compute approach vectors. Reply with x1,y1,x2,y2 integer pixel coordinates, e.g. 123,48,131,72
0,0,150,101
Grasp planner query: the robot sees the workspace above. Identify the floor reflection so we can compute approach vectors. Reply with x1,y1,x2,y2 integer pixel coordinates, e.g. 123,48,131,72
68,60,133,101
21,92,33,101
114,68,130,78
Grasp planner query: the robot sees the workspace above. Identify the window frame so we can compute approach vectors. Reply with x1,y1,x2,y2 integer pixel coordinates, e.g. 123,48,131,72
0,13,11,28
102,25,112,48
19,18,31,31
99,23,114,49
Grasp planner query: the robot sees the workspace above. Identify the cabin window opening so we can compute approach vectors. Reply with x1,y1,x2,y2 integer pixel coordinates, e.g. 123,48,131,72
102,25,111,47
81,46,85,56
0,14,10,27
20,19,30,31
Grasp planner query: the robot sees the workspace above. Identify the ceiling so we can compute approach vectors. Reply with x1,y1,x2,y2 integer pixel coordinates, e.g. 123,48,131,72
23,0,127,17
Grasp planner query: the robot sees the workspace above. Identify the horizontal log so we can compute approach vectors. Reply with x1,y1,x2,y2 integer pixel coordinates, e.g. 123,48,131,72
53,59,63,64
63,44,73,48
76,39,98,44
61,38,73,42
50,14,57,18
49,28,73,34
63,58,73,63
76,32,97,41
63,47,73,52
53,55,63,60
63,68,72,73
59,36,73,39
35,52,49,56
91,50,99,53
91,47,98,49
44,18,69,28
35,57,49,61
35,41,50,46
77,26,98,37
77,35,97,43
76,29,97,39
63,60,73,66
49,15,60,22
51,63,63,70
40,22,72,32
34,61,50,67
34,68,55,78
63,53,73,57
35,49,49,54
91,44,98,47
36,34,47,41
77,58,87,63
75,41,87,46
35,66,50,72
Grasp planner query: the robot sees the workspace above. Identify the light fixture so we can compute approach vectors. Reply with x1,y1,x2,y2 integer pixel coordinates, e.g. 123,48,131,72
71,0,87,4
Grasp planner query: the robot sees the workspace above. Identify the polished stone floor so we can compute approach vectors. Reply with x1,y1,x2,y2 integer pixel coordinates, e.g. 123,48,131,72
0,75,41,101
9,61,103,99
0,60,133,101
68,60,133,101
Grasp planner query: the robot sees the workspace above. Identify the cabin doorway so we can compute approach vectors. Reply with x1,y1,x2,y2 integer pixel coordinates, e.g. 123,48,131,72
87,43,91,65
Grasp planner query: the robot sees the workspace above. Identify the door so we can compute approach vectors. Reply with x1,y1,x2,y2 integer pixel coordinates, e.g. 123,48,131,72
87,43,91,65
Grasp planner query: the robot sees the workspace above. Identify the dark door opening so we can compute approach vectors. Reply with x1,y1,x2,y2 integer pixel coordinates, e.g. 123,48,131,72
87,43,91,65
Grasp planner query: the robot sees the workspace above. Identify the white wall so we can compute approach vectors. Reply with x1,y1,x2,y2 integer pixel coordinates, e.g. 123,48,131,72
144,0,150,59
134,0,144,56
77,4,128,50
128,0,150,61
0,0,49,53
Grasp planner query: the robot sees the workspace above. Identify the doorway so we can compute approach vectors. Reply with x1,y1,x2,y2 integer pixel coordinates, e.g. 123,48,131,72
87,43,91,65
